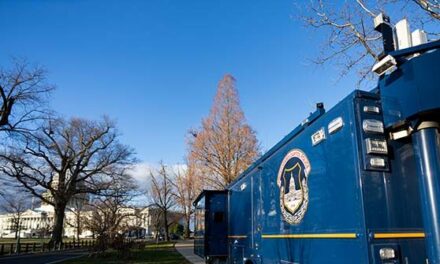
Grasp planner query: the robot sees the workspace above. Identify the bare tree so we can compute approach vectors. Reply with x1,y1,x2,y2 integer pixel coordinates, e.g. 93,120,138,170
300,0,383,83
187,74,259,189
0,192,30,239
147,205,183,241
0,116,135,248
84,178,137,251
149,162,176,241
65,196,89,242
171,163,200,238
0,59,53,133
300,0,439,84
148,206,164,241
0,192,30,253
34,213,52,239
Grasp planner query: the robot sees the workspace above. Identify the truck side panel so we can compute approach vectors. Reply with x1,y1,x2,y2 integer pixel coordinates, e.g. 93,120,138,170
356,95,427,262
228,94,370,263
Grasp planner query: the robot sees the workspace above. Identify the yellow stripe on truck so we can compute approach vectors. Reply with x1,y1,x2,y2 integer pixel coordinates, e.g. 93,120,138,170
261,233,357,239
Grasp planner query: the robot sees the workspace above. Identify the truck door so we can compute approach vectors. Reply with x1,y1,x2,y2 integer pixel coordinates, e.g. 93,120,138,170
229,177,252,263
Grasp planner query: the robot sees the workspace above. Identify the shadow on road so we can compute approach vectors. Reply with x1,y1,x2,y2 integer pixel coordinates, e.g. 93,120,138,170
0,249,88,264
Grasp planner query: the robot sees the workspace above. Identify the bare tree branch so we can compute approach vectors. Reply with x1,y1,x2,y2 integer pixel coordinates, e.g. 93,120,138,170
412,0,440,20
0,58,54,133
299,0,439,84
84,178,138,251
170,163,200,238
0,116,136,247
0,192,31,239
148,162,177,241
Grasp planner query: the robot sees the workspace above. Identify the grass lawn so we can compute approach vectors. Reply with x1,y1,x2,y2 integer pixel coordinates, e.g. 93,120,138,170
62,242,191,264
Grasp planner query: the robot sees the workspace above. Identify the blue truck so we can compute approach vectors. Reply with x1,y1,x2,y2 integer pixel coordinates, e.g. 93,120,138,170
194,16,440,264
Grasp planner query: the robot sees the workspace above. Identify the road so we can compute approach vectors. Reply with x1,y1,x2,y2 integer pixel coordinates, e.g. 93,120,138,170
0,249,87,264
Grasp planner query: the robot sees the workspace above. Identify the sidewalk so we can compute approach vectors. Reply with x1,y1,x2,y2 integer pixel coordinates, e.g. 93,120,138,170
175,240,204,264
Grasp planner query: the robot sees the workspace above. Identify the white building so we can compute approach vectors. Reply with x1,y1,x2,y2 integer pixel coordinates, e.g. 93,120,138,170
0,201,156,239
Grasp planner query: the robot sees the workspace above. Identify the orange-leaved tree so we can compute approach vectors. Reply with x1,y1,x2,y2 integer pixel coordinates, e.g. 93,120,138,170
188,74,259,190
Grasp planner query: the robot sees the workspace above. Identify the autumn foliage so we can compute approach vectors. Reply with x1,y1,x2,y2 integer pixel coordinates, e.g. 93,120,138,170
188,74,259,189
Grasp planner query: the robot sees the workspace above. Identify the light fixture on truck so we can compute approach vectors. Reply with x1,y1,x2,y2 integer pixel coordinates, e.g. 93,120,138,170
372,55,397,76
363,119,385,134
363,106,380,114
370,157,386,168
365,138,388,154
328,117,344,134
379,248,396,260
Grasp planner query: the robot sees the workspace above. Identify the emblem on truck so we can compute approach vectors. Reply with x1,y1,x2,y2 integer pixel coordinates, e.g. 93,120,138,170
277,149,311,224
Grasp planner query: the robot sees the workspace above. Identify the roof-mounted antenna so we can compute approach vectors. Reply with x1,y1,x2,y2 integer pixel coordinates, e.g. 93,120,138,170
374,13,395,56
372,13,397,76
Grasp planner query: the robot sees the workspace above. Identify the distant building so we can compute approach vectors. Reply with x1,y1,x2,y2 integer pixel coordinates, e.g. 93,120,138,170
0,174,161,239
0,191,157,239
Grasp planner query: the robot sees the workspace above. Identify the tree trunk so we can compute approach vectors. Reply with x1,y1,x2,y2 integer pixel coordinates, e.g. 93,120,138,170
49,203,66,249
76,212,80,242
184,214,191,239
163,210,169,241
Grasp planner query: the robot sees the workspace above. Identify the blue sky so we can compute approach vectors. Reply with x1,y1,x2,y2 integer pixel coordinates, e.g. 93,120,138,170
0,0,377,165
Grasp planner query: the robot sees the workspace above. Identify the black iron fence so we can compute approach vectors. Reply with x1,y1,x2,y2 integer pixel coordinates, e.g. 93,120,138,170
0,240,95,256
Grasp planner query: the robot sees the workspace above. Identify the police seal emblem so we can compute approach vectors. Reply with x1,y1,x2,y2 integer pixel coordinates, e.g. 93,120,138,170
277,149,311,224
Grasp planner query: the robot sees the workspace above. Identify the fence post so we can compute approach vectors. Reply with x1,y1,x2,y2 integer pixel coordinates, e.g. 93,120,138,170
25,243,29,253
0,244,4,255
10,243,13,255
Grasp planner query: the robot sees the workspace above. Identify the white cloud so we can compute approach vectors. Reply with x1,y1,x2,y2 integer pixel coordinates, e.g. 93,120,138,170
127,162,188,206
128,162,187,186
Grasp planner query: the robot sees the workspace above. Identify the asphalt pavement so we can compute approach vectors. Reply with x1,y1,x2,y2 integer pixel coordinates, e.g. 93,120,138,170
0,249,88,264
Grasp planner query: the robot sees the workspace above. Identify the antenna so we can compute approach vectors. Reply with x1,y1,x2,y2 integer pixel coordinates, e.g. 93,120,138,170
374,13,395,56
395,19,412,49
412,29,428,46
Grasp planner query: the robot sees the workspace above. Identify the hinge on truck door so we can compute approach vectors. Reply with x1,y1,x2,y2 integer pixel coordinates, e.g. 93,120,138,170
389,126,414,140
389,121,440,140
